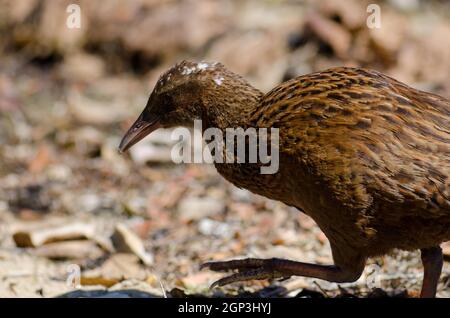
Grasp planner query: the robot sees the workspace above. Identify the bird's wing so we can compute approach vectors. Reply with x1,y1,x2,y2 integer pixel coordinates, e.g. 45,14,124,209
250,67,450,216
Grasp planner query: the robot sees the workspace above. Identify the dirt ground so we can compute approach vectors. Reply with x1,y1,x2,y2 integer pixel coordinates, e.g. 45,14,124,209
0,0,449,297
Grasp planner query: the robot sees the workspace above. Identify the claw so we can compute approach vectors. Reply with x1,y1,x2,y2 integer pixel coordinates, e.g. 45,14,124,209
202,258,292,288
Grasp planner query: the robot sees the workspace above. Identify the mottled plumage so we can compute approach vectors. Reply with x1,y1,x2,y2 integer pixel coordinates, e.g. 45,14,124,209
249,68,450,255
120,61,450,297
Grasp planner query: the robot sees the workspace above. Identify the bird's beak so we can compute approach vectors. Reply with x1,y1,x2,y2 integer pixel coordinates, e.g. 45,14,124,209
118,112,161,153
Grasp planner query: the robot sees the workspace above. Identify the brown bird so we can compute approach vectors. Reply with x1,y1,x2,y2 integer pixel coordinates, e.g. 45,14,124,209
119,61,450,298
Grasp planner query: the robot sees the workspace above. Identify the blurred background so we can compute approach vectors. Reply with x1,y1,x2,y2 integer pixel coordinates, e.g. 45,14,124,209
0,0,449,297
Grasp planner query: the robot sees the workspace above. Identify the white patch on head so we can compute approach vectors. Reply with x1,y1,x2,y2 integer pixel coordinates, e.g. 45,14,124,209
181,62,213,75
197,62,210,70
181,65,196,75
214,76,224,86
155,61,222,92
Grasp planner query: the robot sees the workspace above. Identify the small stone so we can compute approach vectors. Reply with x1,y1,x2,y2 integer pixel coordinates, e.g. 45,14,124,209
58,53,105,82
101,137,130,176
33,240,104,260
111,224,154,266
0,201,8,213
198,218,231,238
72,126,105,145
78,193,102,213
47,164,72,181
123,197,147,216
12,219,96,248
230,187,253,202
68,92,129,126
81,254,149,288
177,196,225,221
128,129,177,164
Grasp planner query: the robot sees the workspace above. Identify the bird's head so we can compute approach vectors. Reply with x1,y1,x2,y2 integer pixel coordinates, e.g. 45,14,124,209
118,60,229,153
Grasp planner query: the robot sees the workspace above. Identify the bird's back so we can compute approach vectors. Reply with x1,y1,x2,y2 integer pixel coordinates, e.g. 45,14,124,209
249,67,450,252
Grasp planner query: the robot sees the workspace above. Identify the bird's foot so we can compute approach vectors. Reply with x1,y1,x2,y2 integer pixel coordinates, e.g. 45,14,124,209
200,258,291,288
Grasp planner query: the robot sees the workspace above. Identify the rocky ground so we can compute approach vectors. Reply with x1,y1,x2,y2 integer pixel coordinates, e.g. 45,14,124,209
0,0,449,297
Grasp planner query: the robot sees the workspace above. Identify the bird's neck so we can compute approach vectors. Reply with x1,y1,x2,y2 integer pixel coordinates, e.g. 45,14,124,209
198,73,263,130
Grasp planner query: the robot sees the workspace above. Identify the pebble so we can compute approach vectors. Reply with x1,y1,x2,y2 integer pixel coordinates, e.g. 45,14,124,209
123,197,147,216
33,240,104,260
129,129,177,164
12,219,97,247
0,201,8,213
177,196,225,221
78,193,102,213
111,224,154,266
230,187,253,202
198,218,231,238
47,164,72,181
81,253,149,287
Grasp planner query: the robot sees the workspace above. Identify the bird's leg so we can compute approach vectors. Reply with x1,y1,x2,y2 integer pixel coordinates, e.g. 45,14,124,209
201,257,365,288
420,246,443,298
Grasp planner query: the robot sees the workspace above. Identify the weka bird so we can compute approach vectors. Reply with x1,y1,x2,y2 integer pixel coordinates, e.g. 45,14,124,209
119,61,450,297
